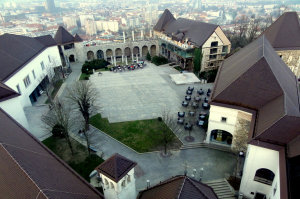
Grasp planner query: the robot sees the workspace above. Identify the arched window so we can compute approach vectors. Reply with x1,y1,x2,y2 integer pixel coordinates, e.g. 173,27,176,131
110,182,115,189
254,168,275,185
127,175,131,183
121,180,126,187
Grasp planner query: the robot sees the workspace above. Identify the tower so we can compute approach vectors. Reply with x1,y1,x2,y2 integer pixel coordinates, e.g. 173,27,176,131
92,154,137,199
45,0,55,13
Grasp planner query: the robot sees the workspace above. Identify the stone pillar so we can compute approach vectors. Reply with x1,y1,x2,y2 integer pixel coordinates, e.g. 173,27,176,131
132,53,134,61
122,54,124,63
132,31,135,41
141,30,144,40
111,56,113,64
114,56,117,66
126,56,128,65
136,54,139,62
123,32,126,43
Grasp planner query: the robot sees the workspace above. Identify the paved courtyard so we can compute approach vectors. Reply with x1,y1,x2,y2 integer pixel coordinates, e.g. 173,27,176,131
89,63,213,123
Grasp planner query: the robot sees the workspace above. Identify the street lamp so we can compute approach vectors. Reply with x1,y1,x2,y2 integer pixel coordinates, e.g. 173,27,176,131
199,168,204,182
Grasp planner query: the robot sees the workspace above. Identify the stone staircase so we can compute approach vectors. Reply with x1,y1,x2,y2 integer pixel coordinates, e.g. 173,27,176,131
205,179,236,199
180,142,233,153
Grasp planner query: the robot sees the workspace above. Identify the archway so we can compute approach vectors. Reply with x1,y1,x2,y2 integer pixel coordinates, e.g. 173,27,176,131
97,50,104,59
142,46,148,58
69,54,75,62
115,48,122,62
254,168,275,185
87,51,95,61
133,46,140,57
124,47,131,60
106,49,113,62
210,129,233,146
150,45,156,56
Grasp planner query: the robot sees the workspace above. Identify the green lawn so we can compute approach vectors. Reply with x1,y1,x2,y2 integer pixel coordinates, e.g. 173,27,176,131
90,114,182,153
43,136,104,181
79,73,90,80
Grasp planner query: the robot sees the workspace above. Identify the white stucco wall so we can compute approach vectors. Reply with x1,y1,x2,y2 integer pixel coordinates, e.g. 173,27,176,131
240,144,279,199
3,46,62,108
206,105,239,143
0,96,29,129
101,168,136,199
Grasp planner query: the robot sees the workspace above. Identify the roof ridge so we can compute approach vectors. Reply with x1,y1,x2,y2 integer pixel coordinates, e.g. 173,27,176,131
0,108,103,198
186,178,210,199
177,176,186,199
0,144,46,199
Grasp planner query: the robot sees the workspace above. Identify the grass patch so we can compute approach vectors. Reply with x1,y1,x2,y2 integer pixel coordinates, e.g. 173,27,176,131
174,66,183,72
90,114,182,153
42,136,104,181
79,73,90,80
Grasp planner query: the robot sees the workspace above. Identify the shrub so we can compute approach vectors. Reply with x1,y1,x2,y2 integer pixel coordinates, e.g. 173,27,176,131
81,59,110,74
52,124,65,137
199,69,218,83
146,52,151,61
84,76,89,80
151,56,168,66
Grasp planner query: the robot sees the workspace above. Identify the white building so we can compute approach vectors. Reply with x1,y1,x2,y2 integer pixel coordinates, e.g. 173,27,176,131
86,19,97,36
96,20,119,32
207,36,300,199
63,16,78,28
92,153,137,199
0,34,62,129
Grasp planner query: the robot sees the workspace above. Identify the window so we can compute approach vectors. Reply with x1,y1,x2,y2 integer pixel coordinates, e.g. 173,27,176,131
32,70,36,79
210,48,218,54
222,46,228,53
41,61,45,70
279,55,282,58
211,41,218,47
221,117,227,122
254,168,275,185
48,55,51,63
110,182,115,189
121,180,126,187
16,84,21,94
23,75,31,88
127,175,131,183
209,55,217,60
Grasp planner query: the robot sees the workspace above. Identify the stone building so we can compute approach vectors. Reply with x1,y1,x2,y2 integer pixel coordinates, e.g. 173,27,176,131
153,9,231,71
207,36,300,199
262,12,300,78
54,26,159,64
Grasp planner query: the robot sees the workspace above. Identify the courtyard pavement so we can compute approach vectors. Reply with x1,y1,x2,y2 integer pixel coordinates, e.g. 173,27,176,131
73,125,236,191
89,63,213,143
24,61,236,192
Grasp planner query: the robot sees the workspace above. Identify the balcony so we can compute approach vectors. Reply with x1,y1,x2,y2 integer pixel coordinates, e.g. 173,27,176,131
159,35,194,50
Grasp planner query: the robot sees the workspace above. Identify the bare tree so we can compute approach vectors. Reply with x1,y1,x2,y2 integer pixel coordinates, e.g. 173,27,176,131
247,19,262,43
66,81,98,155
159,109,182,155
41,100,74,155
232,118,251,179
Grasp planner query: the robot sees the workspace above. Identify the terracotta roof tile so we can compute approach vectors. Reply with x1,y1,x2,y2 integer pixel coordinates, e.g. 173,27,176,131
54,26,75,45
0,108,104,199
211,36,300,145
96,153,137,182
137,175,218,199
262,12,300,50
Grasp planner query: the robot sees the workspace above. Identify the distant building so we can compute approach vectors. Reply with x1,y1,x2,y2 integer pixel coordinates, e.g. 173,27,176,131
262,12,300,78
96,20,119,32
154,9,231,71
86,19,97,36
45,0,56,13
63,16,78,29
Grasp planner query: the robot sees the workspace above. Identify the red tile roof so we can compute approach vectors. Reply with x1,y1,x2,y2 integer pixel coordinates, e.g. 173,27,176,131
262,12,300,50
137,175,218,199
212,36,300,145
96,153,136,182
0,108,104,199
